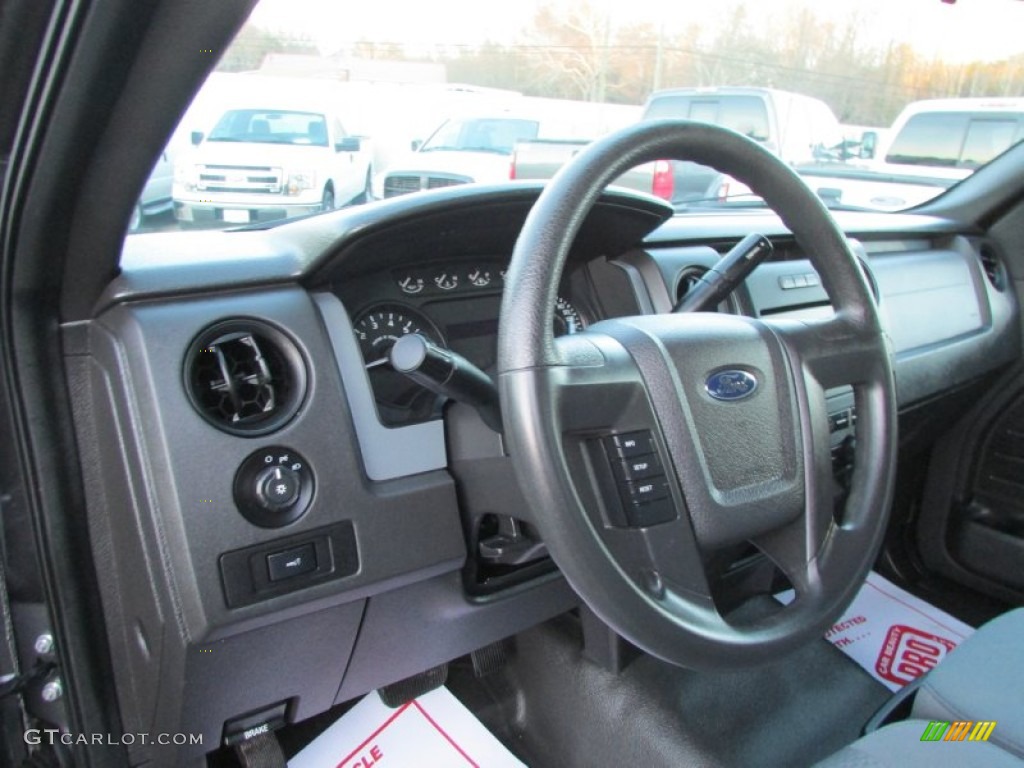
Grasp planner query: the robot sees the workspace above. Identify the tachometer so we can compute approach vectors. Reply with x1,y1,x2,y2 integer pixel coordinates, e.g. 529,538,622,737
554,297,585,336
354,304,441,365
352,304,444,425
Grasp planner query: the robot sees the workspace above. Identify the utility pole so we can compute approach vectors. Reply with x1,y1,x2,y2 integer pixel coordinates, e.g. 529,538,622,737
596,11,610,102
653,21,665,92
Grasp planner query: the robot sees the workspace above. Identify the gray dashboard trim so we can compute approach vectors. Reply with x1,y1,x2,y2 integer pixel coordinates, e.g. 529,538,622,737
313,291,447,481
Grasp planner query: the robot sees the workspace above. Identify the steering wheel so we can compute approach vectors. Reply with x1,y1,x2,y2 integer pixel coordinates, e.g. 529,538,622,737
497,119,896,669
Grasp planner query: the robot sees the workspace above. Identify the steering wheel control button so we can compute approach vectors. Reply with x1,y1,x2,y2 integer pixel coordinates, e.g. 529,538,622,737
598,430,677,527
620,479,668,504
612,453,664,484
626,496,677,528
605,430,655,459
266,543,317,582
233,447,315,528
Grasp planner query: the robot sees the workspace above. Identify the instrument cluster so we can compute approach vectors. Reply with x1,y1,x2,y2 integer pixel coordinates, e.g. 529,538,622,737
343,259,591,426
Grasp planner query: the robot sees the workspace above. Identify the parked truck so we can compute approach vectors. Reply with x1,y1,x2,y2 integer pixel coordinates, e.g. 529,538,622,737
794,97,1024,210
511,87,846,207
173,92,373,227
510,140,688,201
373,98,642,200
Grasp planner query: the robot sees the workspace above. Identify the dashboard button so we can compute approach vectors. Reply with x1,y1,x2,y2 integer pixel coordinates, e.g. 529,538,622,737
256,465,301,510
829,409,852,433
267,543,317,581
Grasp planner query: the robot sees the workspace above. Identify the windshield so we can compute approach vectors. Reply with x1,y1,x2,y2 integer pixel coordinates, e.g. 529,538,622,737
421,118,540,154
207,109,330,146
127,0,1024,236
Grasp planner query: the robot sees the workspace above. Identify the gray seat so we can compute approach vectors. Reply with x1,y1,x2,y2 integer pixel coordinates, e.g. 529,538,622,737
817,720,1021,767
817,608,1024,766
912,607,1024,757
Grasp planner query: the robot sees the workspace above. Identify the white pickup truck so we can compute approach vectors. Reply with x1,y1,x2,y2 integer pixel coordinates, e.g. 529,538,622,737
173,105,373,227
795,98,1024,210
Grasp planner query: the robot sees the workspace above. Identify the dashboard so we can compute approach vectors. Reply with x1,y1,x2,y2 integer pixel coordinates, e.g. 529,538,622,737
100,183,1019,762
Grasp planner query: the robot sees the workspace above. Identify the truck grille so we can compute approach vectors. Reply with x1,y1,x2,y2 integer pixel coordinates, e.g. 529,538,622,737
384,173,472,198
198,165,283,194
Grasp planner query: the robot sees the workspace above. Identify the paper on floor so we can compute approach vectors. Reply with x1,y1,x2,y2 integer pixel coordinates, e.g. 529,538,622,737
777,571,974,692
289,685,526,768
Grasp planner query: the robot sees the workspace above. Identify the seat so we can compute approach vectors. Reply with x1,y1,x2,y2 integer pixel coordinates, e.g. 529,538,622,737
817,608,1024,766
816,720,1022,767
249,118,271,137
307,120,327,146
911,607,1024,757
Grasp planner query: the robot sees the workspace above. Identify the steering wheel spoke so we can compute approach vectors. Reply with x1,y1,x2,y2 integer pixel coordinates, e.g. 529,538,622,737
765,313,891,392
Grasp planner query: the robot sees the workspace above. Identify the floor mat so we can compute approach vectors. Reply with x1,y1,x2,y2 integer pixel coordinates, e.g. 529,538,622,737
777,571,974,692
288,686,525,768
450,607,891,768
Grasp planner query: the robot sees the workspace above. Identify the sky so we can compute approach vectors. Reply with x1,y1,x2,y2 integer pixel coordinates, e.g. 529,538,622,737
248,0,1024,65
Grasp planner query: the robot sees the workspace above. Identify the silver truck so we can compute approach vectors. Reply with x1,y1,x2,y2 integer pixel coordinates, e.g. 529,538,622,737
509,139,687,201
511,87,847,207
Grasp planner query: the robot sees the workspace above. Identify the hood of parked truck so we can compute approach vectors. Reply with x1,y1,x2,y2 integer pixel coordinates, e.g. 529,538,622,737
384,150,513,183
190,140,330,169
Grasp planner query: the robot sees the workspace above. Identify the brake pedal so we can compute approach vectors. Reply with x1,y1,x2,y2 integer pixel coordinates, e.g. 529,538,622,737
234,731,286,768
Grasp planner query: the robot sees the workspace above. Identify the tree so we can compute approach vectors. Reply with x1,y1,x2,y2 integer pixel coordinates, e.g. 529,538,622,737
522,2,613,102
215,23,317,73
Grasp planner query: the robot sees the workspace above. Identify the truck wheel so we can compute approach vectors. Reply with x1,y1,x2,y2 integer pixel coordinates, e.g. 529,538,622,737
354,169,372,205
321,187,335,212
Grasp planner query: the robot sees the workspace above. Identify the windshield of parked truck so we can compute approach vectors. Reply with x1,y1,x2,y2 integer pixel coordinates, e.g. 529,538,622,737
885,112,1024,169
644,95,771,142
420,118,540,154
208,109,330,146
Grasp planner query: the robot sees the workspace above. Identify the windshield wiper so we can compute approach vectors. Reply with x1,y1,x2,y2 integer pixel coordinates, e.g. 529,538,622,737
673,190,875,213
673,192,769,210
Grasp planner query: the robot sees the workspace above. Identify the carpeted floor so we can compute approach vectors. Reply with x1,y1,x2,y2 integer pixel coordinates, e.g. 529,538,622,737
449,605,892,768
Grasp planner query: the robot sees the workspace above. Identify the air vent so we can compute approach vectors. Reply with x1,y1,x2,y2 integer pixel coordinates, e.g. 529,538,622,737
979,243,1006,291
185,320,306,436
676,265,710,304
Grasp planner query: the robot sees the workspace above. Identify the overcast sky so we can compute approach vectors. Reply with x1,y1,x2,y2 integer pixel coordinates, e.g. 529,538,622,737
249,0,1024,64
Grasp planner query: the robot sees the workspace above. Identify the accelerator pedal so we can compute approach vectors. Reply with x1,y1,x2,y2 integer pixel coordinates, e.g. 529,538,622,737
377,663,449,708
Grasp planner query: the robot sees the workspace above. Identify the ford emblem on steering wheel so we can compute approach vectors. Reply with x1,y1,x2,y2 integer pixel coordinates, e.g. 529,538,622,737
705,369,759,401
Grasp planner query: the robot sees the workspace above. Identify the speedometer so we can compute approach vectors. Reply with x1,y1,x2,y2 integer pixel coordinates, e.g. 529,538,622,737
352,304,444,425
554,297,585,336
